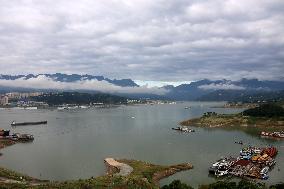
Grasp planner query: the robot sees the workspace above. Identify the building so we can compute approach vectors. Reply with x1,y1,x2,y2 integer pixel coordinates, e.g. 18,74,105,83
0,96,9,105
6,92,43,99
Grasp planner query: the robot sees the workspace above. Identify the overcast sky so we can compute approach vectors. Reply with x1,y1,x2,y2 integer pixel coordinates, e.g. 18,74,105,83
0,0,283,83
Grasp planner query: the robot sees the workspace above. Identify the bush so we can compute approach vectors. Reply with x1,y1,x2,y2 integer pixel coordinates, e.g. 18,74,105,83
270,183,284,189
203,180,265,189
162,180,193,189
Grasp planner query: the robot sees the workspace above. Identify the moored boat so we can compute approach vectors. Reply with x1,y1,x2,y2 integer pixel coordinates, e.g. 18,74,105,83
12,133,34,141
210,145,278,180
261,131,284,139
0,129,10,137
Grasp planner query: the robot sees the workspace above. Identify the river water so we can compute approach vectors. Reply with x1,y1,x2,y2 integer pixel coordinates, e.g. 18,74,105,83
0,102,283,187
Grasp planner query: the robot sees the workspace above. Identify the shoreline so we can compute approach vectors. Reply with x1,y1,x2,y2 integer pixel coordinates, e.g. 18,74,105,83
0,141,193,188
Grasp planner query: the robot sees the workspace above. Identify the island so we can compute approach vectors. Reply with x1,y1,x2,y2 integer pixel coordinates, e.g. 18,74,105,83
180,104,284,129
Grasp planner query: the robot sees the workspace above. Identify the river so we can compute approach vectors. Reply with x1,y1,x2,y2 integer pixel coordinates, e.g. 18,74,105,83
0,102,283,187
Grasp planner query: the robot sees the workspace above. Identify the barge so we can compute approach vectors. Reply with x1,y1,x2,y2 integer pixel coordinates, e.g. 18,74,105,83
11,120,47,126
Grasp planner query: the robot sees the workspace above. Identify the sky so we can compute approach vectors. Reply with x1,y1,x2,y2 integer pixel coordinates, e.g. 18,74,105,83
0,0,284,84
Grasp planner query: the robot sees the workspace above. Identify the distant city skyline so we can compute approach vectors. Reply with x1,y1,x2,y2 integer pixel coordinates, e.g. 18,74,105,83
0,0,283,82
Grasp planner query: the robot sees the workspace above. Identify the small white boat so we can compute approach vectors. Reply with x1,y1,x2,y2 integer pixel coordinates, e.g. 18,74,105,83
172,126,195,133
260,166,269,175
25,107,37,110
215,169,228,177
79,105,89,109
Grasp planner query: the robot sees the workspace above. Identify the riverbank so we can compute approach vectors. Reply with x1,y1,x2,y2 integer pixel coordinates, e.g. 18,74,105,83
180,113,284,129
1,141,193,188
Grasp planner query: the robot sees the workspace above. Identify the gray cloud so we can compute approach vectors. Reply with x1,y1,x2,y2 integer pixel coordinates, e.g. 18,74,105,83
0,0,283,82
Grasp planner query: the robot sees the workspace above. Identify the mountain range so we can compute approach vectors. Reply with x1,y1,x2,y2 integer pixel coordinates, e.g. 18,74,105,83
0,73,138,87
162,79,284,100
1,73,284,101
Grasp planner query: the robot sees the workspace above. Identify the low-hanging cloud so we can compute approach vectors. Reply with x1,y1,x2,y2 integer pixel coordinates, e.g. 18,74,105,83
0,75,168,95
198,83,245,90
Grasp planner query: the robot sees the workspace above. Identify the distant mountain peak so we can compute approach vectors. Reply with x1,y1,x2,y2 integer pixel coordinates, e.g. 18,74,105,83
0,73,139,87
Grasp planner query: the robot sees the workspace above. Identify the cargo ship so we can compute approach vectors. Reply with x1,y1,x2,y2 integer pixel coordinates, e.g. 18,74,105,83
11,121,47,126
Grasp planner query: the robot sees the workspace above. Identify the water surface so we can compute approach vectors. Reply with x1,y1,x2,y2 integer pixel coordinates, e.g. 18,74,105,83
0,102,283,187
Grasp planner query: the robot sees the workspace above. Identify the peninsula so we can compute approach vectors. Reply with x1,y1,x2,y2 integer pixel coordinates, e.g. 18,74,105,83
180,104,284,129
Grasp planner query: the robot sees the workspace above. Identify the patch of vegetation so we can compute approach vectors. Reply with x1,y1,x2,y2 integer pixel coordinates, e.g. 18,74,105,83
0,167,35,182
200,180,265,189
243,104,284,117
269,183,284,189
162,180,193,189
181,104,284,129
164,180,284,189
31,92,128,105
119,159,167,184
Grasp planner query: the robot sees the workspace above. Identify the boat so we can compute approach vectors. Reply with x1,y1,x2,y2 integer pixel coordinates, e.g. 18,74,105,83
261,173,269,180
260,166,269,175
12,133,34,141
57,106,67,110
215,166,229,177
184,106,191,109
24,107,38,110
262,147,278,157
208,166,217,174
210,145,278,180
11,121,47,126
0,129,10,137
261,131,284,139
172,126,195,133
79,105,89,109
235,141,243,145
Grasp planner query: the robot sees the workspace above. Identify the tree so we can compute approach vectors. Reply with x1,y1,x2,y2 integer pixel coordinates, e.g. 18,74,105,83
161,180,193,189
243,104,284,117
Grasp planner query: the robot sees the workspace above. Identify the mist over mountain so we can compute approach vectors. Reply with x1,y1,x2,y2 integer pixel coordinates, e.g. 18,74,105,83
163,79,284,100
0,74,284,101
